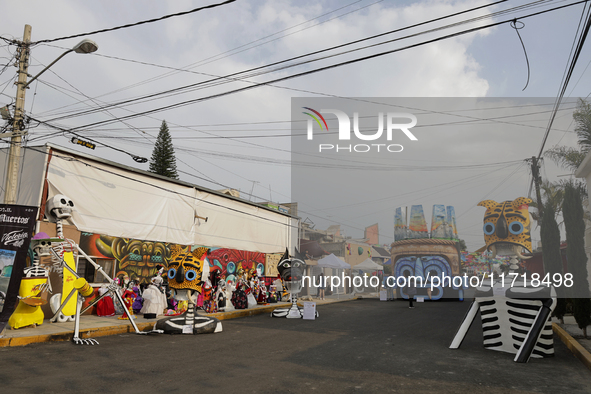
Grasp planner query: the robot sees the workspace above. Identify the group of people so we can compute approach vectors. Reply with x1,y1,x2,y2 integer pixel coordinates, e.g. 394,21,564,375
95,271,171,319
95,264,293,318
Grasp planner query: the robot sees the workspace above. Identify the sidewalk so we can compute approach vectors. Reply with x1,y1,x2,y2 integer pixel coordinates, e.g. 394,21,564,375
0,293,357,347
552,315,591,371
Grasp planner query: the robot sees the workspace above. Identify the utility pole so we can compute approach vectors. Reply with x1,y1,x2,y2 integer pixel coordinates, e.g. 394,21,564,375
4,25,31,204
529,156,544,223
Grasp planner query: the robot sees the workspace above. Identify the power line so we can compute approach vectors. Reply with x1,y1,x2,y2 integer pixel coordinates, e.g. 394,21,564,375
536,1,591,159
35,0,514,122
35,0,588,134
30,0,238,45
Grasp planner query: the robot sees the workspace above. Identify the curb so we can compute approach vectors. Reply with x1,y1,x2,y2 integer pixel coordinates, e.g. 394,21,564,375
552,322,591,372
0,322,156,348
0,297,359,348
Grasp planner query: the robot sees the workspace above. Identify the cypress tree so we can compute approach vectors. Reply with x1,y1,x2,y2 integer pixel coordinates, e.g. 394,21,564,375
563,182,591,338
149,120,179,179
540,203,567,322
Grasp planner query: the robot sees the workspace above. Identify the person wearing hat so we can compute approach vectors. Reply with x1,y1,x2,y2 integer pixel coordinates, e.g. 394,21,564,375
140,275,168,317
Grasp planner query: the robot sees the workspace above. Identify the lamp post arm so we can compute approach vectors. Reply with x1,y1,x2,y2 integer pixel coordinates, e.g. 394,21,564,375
24,49,73,88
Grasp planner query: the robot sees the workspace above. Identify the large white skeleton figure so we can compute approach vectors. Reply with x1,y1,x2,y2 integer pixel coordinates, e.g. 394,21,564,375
44,194,162,344
45,194,77,323
450,198,556,363
271,254,318,319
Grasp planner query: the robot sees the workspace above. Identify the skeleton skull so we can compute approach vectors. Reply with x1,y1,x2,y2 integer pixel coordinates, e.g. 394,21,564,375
30,238,53,257
45,194,74,222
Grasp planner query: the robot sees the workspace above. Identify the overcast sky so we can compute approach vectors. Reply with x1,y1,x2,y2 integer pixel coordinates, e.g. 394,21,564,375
1,0,590,251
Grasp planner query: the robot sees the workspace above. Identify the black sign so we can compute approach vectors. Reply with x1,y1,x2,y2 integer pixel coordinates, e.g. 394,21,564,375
71,137,96,150
0,205,38,334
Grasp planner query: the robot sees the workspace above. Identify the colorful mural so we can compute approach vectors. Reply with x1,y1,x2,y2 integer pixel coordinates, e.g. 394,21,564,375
80,233,173,284
79,233,270,285
205,247,265,285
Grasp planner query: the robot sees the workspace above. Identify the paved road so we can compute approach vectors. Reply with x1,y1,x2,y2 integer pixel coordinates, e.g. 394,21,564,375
1,299,589,393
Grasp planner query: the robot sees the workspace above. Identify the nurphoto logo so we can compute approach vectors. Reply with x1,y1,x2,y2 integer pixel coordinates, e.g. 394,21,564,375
303,107,418,153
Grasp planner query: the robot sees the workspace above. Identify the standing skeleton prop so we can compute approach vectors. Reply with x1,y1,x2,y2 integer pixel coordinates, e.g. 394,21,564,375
449,198,556,362
155,247,222,334
44,194,162,345
271,251,317,319
7,233,53,329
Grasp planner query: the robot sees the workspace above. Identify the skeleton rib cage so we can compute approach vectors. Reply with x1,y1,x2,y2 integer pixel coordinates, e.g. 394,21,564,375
479,297,554,358
49,239,78,276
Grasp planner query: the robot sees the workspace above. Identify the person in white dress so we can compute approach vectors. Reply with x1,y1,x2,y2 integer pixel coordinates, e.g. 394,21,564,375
140,276,168,316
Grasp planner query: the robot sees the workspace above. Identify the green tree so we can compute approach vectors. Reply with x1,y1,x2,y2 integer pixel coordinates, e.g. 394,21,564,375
545,98,591,172
457,239,467,252
540,203,566,322
530,180,566,224
149,120,179,179
563,182,591,338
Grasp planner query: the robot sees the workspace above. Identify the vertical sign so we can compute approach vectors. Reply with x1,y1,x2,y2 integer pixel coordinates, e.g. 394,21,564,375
394,207,407,242
265,253,283,277
431,205,447,239
409,205,428,239
0,205,38,334
446,206,458,240
302,301,316,320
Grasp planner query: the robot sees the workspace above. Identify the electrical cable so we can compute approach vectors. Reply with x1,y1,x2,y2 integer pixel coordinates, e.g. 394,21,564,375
35,0,513,122
536,1,591,160
30,0,238,45
37,0,589,134
510,19,531,91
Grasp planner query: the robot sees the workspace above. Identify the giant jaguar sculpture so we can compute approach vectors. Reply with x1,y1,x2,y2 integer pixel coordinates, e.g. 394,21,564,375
450,197,556,363
155,247,222,334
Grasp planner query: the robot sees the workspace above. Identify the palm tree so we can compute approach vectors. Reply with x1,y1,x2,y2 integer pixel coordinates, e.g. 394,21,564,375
539,98,590,222
530,180,566,224
545,98,591,176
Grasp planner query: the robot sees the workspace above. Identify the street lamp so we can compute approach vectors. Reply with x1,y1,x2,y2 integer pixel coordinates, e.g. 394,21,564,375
24,39,99,88
3,25,98,204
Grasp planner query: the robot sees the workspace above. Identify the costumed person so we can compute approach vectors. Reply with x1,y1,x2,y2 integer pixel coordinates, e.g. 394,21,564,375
202,278,216,314
216,278,227,311
96,286,116,317
118,286,137,319
131,282,143,313
113,276,127,315
267,283,278,303
224,280,235,312
273,277,283,301
140,276,168,317
405,272,417,308
231,275,248,310
257,280,268,304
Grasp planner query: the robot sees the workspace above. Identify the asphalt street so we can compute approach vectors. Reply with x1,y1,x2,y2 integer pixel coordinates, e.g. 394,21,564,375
1,299,589,394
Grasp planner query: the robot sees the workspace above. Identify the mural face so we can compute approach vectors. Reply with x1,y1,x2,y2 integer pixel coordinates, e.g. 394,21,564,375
207,248,265,285
80,233,173,284
478,197,532,255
